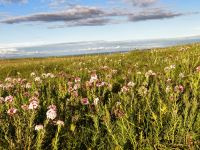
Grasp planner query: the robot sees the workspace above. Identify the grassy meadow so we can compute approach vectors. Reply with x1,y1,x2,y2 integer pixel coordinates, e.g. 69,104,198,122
0,43,200,150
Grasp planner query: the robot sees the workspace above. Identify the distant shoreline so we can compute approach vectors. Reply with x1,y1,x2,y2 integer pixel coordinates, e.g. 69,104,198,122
0,41,200,60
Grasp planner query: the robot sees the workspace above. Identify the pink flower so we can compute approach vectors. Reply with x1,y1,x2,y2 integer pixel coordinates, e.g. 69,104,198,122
7,108,17,116
28,100,39,110
81,98,89,105
48,104,57,111
174,85,184,93
5,95,14,103
35,125,44,131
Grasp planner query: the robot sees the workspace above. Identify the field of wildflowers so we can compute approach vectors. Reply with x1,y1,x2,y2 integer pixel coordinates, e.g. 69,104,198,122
0,43,200,150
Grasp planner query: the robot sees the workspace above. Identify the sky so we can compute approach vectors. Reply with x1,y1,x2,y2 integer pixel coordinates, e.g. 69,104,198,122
0,0,200,47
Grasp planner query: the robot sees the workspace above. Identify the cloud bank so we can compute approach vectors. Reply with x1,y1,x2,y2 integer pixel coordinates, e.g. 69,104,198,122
124,0,158,7
0,5,186,27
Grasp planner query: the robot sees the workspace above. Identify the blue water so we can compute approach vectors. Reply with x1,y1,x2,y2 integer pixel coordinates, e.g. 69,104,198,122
1,37,200,59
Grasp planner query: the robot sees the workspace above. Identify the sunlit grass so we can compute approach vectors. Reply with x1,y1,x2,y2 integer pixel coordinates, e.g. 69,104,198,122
0,43,200,149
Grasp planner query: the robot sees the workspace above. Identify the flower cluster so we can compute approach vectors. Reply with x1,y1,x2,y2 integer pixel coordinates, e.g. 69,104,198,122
46,105,57,120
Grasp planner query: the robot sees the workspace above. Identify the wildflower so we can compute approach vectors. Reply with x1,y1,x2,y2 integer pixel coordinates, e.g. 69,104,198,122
5,77,12,82
75,77,81,83
4,95,14,103
166,86,171,93
21,104,29,110
111,70,118,74
23,92,30,98
145,70,156,78
35,125,44,131
73,84,80,90
179,73,185,78
96,81,106,87
25,83,32,89
85,81,92,88
68,87,74,93
170,64,176,69
138,86,148,96
113,109,125,118
90,73,98,83
121,86,129,93
56,120,64,126
0,97,4,103
127,81,135,87
164,67,170,72
48,104,57,111
28,100,39,110
7,108,17,116
47,73,55,78
196,66,200,72
174,85,184,93
81,98,89,105
93,97,99,105
46,108,57,120
30,72,36,77
116,102,122,106
35,77,41,82
167,78,172,83
42,73,47,78
72,91,78,97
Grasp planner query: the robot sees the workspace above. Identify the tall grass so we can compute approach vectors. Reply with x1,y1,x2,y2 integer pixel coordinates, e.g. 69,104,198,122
0,43,200,149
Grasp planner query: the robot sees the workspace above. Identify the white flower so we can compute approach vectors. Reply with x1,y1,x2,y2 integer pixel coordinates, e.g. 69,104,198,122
30,72,36,77
93,98,99,105
35,125,44,131
46,108,57,120
35,77,41,82
42,73,47,78
121,86,129,93
179,73,185,78
25,83,32,89
170,64,176,69
127,82,135,87
56,120,64,126
166,86,171,93
90,73,98,83
5,77,12,82
28,100,39,110
0,97,4,104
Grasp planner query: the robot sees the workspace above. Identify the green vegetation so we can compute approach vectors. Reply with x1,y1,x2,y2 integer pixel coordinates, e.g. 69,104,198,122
0,43,200,149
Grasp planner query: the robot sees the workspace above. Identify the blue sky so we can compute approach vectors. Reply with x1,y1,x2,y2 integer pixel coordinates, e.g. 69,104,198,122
0,0,200,47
